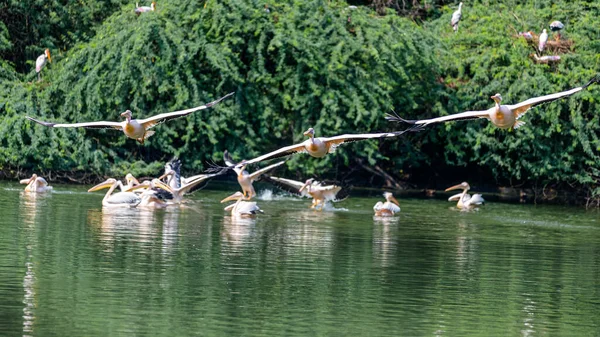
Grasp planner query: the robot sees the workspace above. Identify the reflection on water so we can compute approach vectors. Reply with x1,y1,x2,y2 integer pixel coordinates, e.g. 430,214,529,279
0,186,599,336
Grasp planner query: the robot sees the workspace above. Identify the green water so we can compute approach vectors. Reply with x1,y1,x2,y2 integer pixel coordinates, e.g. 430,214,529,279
1,182,599,336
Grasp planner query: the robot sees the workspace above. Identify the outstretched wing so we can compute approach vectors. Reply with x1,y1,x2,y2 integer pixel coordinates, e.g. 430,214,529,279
321,127,420,153
26,116,123,130
507,84,590,120
223,150,239,167
243,142,308,166
261,175,309,197
386,109,491,126
249,161,286,181
179,172,223,195
139,92,234,129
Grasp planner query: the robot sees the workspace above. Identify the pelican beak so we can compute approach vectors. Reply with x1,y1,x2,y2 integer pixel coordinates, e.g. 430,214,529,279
390,196,400,206
157,171,172,181
220,193,237,203
299,181,311,193
88,180,113,192
303,128,315,137
152,179,173,193
125,183,147,192
445,183,464,192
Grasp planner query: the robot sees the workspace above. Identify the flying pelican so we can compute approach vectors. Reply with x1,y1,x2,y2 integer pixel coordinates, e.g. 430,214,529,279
35,49,51,82
26,92,234,144
445,182,484,210
224,150,285,199
373,192,401,216
209,126,419,172
451,2,463,33
221,191,263,217
538,29,548,52
262,176,350,210
549,21,564,40
88,178,143,208
126,179,174,208
135,1,156,14
20,174,53,193
386,75,599,130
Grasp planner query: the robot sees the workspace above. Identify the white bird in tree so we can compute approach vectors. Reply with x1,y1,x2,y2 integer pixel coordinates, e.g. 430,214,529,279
373,192,401,216
20,174,53,193
445,182,484,210
35,49,51,82
539,29,548,52
451,2,463,33
26,92,234,144
135,2,156,14
386,75,599,130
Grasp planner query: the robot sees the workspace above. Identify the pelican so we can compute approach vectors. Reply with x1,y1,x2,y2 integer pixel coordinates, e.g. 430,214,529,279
88,178,142,208
209,126,418,171
386,74,599,130
135,1,156,14
451,2,463,33
530,54,561,64
262,176,350,210
539,29,548,52
220,191,263,217
125,179,174,208
26,92,234,144
549,21,564,40
35,49,51,82
124,173,141,190
20,174,53,193
373,192,401,216
150,170,223,203
224,150,285,199
445,182,484,210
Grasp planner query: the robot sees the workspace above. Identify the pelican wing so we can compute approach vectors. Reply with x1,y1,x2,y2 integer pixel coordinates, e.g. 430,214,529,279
261,175,310,197
223,150,238,167
386,109,491,126
448,193,464,202
138,92,234,129
243,142,308,166
314,184,350,202
249,161,286,181
26,116,123,130
178,172,222,195
320,129,414,154
468,193,485,205
507,86,585,119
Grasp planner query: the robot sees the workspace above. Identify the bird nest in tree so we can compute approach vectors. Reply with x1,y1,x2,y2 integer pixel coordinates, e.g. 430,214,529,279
515,32,574,54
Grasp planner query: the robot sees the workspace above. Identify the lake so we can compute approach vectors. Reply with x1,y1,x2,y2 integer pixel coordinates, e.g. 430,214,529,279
1,181,599,336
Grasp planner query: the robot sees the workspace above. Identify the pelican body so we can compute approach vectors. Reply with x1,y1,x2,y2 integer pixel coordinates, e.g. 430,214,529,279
445,182,484,210
88,178,142,208
373,192,401,216
224,150,285,199
387,75,599,130
35,49,51,82
20,174,53,193
26,92,234,144
135,1,156,14
451,2,463,33
221,191,263,217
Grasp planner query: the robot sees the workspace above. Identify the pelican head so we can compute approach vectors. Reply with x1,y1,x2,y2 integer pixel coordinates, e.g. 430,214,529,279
445,181,470,192
221,191,245,203
383,192,400,206
303,128,315,138
490,93,502,104
125,173,140,186
45,49,52,63
126,179,173,193
120,110,133,121
299,178,315,193
88,178,118,192
151,1,156,10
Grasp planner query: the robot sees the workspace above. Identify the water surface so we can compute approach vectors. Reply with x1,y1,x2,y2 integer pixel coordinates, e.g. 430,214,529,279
1,182,599,336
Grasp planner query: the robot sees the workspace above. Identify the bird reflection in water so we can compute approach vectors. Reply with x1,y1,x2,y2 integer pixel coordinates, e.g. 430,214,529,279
221,215,257,251
372,215,400,268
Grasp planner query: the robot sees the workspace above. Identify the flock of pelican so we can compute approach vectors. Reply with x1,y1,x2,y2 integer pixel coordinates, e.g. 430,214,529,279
21,3,599,217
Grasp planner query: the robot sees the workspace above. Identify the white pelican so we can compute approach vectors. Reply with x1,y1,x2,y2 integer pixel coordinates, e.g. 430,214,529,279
221,191,263,217
451,2,463,33
386,75,599,130
88,178,142,208
373,192,401,216
125,179,174,208
124,173,141,190
209,126,418,171
26,92,234,144
539,29,548,52
150,170,223,204
224,150,285,199
262,176,350,210
20,174,53,193
445,182,484,210
35,49,51,82
135,2,156,14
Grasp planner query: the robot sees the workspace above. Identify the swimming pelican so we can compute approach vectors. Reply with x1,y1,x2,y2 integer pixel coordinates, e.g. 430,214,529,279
445,182,484,210
386,75,599,130
539,29,548,52
209,126,419,172
373,192,401,216
26,92,234,144
135,2,156,14
125,179,174,208
88,178,142,208
549,21,564,40
451,2,463,33
20,174,53,193
221,191,263,217
262,176,350,210
224,150,285,199
35,49,51,82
